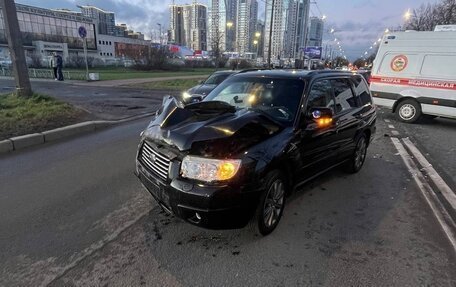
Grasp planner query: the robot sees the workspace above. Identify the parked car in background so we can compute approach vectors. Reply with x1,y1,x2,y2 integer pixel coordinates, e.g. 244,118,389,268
135,70,376,235
184,70,237,99
370,31,456,123
0,58,12,67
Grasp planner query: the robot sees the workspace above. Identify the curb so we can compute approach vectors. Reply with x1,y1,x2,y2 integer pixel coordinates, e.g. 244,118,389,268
0,112,154,155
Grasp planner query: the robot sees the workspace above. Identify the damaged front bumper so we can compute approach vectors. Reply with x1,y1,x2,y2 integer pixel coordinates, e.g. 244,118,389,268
135,160,261,230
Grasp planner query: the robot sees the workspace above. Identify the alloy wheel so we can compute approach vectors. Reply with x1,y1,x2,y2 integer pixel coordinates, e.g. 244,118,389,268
355,137,367,170
263,179,285,228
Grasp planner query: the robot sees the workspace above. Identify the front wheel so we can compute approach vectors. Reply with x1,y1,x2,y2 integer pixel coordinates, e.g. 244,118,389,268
250,171,286,236
396,99,422,123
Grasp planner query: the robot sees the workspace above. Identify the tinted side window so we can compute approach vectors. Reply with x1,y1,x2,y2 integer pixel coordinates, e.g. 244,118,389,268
331,78,357,113
307,80,335,112
352,75,372,106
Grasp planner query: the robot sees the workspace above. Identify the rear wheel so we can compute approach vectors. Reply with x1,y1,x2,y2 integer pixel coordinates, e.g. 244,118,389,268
396,99,422,123
250,171,286,236
344,134,368,174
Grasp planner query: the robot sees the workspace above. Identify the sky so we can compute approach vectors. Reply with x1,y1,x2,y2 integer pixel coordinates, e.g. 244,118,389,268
17,0,437,61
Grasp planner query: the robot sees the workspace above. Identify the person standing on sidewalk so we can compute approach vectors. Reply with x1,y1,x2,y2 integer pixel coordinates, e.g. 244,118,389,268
56,54,64,81
50,52,58,80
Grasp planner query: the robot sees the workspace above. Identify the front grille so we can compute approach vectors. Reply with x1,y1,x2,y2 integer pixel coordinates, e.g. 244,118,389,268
139,142,171,180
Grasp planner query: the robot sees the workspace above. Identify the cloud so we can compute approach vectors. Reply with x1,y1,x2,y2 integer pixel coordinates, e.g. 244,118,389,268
324,19,387,60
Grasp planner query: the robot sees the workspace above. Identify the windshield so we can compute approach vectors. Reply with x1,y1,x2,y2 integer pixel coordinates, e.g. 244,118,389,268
204,77,305,125
204,73,231,85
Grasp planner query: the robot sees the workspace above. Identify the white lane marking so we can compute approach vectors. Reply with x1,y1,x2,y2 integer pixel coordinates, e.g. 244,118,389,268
391,137,456,252
388,124,395,129
384,119,391,123
402,137,456,211
391,130,400,136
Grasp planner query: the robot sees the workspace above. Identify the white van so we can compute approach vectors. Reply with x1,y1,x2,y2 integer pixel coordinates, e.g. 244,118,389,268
370,31,456,123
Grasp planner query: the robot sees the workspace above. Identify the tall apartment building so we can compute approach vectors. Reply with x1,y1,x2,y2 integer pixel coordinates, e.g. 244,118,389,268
264,0,285,61
169,3,207,51
207,0,227,51
169,5,185,45
308,16,324,47
225,0,237,51
264,0,310,61
236,0,258,54
284,0,310,59
78,5,115,36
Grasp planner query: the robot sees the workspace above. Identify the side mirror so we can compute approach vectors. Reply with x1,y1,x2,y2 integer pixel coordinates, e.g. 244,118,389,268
199,80,204,84
307,107,334,128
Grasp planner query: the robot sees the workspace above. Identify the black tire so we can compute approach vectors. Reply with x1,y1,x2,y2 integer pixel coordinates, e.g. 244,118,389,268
344,134,368,174
249,170,286,236
395,99,422,123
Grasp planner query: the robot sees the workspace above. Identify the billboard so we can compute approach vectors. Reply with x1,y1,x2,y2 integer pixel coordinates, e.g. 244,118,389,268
302,46,323,59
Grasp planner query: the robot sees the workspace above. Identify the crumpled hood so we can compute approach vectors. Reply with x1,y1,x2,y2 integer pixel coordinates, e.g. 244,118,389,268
143,96,281,156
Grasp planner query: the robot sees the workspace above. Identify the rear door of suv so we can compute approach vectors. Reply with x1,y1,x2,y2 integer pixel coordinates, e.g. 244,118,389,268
330,77,362,160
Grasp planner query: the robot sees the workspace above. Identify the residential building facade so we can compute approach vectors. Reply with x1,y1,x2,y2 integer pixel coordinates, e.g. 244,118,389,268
263,0,286,61
308,16,324,47
169,3,207,51
169,5,185,46
207,0,227,52
225,0,237,51
236,0,258,55
264,0,310,61
78,5,115,36
283,0,310,59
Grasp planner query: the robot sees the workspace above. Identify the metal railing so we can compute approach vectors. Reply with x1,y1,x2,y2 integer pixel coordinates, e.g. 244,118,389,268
0,67,87,80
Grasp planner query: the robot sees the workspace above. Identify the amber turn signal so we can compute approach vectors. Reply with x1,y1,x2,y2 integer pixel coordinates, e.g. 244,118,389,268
317,117,333,127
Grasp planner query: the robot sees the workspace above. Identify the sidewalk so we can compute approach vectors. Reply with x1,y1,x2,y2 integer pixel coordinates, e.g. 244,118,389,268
67,74,209,87
1,74,209,88
0,78,173,121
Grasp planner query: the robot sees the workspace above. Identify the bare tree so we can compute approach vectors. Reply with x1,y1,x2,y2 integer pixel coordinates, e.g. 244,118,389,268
211,28,226,69
406,0,456,31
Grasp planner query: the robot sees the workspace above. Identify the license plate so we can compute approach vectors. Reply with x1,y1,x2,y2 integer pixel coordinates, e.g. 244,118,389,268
139,165,169,206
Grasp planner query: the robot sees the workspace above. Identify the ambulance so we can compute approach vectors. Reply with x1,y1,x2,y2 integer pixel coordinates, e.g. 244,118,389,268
370,29,456,123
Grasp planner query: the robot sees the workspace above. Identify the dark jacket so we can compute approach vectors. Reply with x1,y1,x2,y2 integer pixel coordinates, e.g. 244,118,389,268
56,55,63,67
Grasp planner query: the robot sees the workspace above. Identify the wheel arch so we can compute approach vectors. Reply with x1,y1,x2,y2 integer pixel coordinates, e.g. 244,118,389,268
260,159,294,196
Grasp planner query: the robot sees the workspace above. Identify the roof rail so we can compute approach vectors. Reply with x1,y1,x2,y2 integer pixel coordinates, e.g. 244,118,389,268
307,70,353,76
237,68,271,74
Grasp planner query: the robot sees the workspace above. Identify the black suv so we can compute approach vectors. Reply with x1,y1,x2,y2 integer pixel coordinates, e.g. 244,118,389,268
135,70,376,235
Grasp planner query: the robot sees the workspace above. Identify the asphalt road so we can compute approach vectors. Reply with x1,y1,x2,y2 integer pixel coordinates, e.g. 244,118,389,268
0,113,455,286
0,78,178,120
379,109,456,191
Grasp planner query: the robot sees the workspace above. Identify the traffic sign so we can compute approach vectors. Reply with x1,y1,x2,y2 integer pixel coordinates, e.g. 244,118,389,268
78,26,87,39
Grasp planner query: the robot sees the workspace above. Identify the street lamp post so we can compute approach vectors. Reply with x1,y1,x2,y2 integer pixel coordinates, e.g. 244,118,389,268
157,23,162,45
254,32,261,60
226,21,234,51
